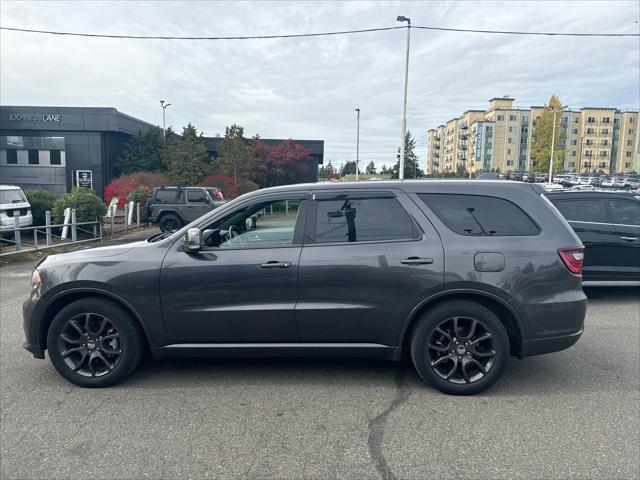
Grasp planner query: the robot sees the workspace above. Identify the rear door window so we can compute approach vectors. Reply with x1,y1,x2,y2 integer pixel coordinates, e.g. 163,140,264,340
154,189,183,203
607,199,640,226
310,194,419,244
187,190,207,203
418,194,539,236
553,198,608,223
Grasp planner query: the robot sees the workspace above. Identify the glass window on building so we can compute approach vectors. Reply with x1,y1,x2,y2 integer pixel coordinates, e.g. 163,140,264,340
629,129,634,135
50,150,62,165
6,150,18,164
28,149,39,165
571,128,578,134
497,115,504,121
602,117,610,123
601,128,609,134
587,117,596,123
509,115,516,121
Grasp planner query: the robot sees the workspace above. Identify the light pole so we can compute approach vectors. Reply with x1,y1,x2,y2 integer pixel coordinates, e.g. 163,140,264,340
397,15,411,180
160,100,171,141
355,108,360,181
548,104,569,185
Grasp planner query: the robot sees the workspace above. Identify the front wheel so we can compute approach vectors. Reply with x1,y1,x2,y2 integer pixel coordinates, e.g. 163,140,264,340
410,300,509,395
47,297,144,387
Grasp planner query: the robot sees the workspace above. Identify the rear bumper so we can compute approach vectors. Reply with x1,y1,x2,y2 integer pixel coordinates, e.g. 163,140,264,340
521,328,583,357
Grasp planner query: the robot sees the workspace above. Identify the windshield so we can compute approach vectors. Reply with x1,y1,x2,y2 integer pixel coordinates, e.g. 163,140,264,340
0,189,26,204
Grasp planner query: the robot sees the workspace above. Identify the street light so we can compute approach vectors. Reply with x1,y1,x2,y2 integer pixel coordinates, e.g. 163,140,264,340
548,104,569,185
355,108,360,181
160,100,172,140
397,15,411,180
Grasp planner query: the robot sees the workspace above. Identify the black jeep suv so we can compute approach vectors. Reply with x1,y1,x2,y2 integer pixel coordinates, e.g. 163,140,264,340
24,181,587,395
147,186,225,232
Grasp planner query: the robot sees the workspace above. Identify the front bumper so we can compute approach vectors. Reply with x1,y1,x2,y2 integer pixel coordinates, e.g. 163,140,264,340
22,295,45,359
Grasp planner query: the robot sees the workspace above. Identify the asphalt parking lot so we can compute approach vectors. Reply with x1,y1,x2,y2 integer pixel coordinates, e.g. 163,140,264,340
1,256,638,479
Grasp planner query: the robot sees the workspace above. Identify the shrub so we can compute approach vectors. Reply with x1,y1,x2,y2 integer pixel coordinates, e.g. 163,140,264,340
104,171,171,208
200,174,258,199
127,187,152,220
52,188,107,224
23,189,59,226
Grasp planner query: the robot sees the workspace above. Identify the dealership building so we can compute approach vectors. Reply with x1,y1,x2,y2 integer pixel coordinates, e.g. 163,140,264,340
0,105,324,196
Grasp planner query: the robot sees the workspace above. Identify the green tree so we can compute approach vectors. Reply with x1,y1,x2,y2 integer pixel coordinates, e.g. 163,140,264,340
365,161,377,175
531,94,566,173
117,126,167,174
341,161,358,176
213,124,257,196
391,131,424,179
52,187,106,223
164,123,210,185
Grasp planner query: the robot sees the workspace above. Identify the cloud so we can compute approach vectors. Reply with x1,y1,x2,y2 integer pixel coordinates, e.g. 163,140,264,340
1,0,638,170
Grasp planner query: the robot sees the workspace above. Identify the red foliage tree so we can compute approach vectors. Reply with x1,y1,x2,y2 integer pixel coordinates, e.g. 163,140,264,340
104,171,171,208
200,174,258,199
251,139,312,188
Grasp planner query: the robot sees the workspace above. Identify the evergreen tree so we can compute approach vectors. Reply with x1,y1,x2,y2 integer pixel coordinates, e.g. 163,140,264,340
391,131,424,179
365,161,377,175
164,123,210,185
117,126,166,174
214,124,257,197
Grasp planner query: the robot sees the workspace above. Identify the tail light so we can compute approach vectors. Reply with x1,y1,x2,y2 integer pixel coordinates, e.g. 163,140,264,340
558,247,585,274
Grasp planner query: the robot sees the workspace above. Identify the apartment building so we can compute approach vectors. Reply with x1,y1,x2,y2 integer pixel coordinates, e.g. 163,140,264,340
427,97,639,175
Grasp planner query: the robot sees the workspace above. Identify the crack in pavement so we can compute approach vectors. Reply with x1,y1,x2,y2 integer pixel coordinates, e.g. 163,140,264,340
367,366,412,480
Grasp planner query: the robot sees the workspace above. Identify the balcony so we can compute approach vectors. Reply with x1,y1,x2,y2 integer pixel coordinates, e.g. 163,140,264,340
433,152,440,158
458,131,468,140
459,121,469,130
434,141,440,149
458,143,468,150
457,153,467,160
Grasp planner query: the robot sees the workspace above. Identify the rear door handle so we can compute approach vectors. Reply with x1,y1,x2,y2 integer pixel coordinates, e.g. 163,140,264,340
401,257,434,265
620,236,639,242
260,261,292,268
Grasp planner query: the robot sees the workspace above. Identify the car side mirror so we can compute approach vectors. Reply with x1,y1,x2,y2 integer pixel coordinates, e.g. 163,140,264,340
183,228,201,252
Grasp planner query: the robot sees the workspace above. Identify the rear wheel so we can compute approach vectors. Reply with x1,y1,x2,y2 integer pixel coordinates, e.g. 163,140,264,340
159,213,182,232
410,300,509,395
47,297,144,388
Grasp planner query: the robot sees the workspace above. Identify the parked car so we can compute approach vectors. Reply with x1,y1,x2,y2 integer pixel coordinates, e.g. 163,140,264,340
545,190,640,286
600,176,615,188
24,180,587,394
147,186,225,232
622,175,640,191
0,185,32,235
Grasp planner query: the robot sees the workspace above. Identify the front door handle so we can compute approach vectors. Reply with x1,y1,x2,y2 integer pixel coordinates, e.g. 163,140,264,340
620,236,639,242
260,261,292,269
401,257,434,265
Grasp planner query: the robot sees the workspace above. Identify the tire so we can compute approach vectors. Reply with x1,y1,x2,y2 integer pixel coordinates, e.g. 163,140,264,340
47,297,145,388
159,213,182,232
410,300,509,395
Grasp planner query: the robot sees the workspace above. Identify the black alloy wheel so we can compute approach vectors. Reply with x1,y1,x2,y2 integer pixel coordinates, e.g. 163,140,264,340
47,297,144,387
427,317,496,384
57,313,122,378
410,300,509,395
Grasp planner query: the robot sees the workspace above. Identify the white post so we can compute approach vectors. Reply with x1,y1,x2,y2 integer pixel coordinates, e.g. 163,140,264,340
355,108,360,181
128,201,135,227
399,22,411,180
549,111,557,185
124,203,129,232
136,203,141,228
61,207,71,240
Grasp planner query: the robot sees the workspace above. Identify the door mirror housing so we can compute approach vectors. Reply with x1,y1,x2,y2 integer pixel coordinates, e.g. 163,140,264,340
184,228,201,252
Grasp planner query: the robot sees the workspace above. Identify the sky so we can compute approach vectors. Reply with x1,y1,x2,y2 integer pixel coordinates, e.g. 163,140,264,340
1,0,639,171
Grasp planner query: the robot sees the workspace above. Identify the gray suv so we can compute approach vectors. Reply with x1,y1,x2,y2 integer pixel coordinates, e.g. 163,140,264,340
23,181,587,394
147,186,225,232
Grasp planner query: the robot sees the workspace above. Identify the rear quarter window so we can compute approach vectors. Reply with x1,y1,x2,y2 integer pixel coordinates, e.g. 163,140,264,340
552,198,608,223
418,193,540,236
154,189,183,203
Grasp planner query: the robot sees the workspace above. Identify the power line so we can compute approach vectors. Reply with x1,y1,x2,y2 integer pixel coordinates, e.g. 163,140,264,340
0,25,403,40
0,24,637,40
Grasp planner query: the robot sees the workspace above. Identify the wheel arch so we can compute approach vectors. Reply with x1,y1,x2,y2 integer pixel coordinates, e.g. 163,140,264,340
38,289,152,352
399,290,525,357
157,209,186,224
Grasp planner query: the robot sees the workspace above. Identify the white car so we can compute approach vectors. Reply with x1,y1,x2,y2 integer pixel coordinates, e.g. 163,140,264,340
600,176,615,188
0,185,33,233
